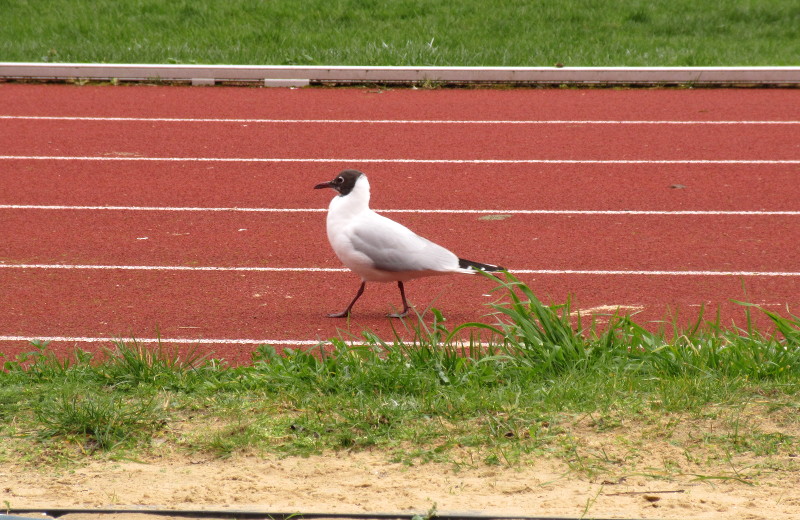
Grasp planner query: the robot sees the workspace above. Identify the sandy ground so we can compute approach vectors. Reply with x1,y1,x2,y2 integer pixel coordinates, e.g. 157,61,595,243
4,450,799,520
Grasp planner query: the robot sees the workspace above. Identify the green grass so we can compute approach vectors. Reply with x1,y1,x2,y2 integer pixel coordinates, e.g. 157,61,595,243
1,0,798,66
1,274,798,481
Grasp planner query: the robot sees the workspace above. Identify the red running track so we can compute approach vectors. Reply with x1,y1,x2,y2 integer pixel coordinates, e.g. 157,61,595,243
1,84,799,364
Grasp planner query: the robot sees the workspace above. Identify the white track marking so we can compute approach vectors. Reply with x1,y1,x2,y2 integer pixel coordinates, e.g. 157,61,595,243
0,264,346,272
2,205,799,216
1,264,798,276
1,155,798,164
0,335,472,347
0,205,328,213
0,335,323,346
512,269,800,276
2,115,799,125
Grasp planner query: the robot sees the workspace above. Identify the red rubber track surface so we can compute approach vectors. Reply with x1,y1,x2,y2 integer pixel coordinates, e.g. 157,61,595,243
2,118,798,160
1,84,799,364
4,211,800,271
4,162,800,212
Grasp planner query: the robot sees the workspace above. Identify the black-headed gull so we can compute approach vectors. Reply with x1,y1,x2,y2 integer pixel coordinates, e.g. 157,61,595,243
314,169,504,318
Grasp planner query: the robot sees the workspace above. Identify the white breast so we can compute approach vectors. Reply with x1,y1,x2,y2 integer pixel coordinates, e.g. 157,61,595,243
325,175,380,279
325,175,461,282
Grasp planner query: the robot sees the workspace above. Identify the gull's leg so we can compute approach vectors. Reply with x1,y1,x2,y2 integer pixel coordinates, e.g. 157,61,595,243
328,281,366,318
387,281,411,318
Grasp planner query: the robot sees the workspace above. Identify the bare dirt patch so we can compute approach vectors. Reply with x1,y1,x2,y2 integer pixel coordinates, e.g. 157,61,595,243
4,449,799,520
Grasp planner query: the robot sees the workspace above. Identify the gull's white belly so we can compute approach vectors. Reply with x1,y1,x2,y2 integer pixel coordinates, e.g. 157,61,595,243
325,190,461,283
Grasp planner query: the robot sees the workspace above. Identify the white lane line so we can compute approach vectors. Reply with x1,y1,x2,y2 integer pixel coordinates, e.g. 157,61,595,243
513,269,800,276
0,264,346,272
1,155,798,164
1,264,798,276
2,115,799,125
0,205,328,213
2,205,800,216
0,335,323,346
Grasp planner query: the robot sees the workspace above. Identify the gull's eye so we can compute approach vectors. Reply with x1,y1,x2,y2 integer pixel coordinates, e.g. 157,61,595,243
334,177,344,184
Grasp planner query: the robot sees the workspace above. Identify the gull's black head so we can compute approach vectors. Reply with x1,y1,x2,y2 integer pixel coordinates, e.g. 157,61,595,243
313,169,364,196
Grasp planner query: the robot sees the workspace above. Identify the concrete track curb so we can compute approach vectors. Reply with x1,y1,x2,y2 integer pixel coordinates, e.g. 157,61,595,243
2,62,799,86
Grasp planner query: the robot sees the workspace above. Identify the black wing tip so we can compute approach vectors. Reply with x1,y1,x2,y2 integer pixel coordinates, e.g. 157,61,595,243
458,258,506,272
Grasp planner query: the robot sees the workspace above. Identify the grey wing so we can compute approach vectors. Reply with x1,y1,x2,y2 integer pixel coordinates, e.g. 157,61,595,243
349,216,459,273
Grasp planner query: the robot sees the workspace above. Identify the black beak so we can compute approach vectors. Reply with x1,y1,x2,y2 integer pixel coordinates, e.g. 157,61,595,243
314,181,333,190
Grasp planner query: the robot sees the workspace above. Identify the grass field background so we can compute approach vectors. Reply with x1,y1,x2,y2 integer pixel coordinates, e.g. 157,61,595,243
2,0,799,66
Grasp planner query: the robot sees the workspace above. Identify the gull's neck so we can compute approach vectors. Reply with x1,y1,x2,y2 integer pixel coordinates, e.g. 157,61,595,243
330,174,371,216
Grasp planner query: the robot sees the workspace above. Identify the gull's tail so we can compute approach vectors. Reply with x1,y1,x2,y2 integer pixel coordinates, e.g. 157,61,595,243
458,258,506,273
